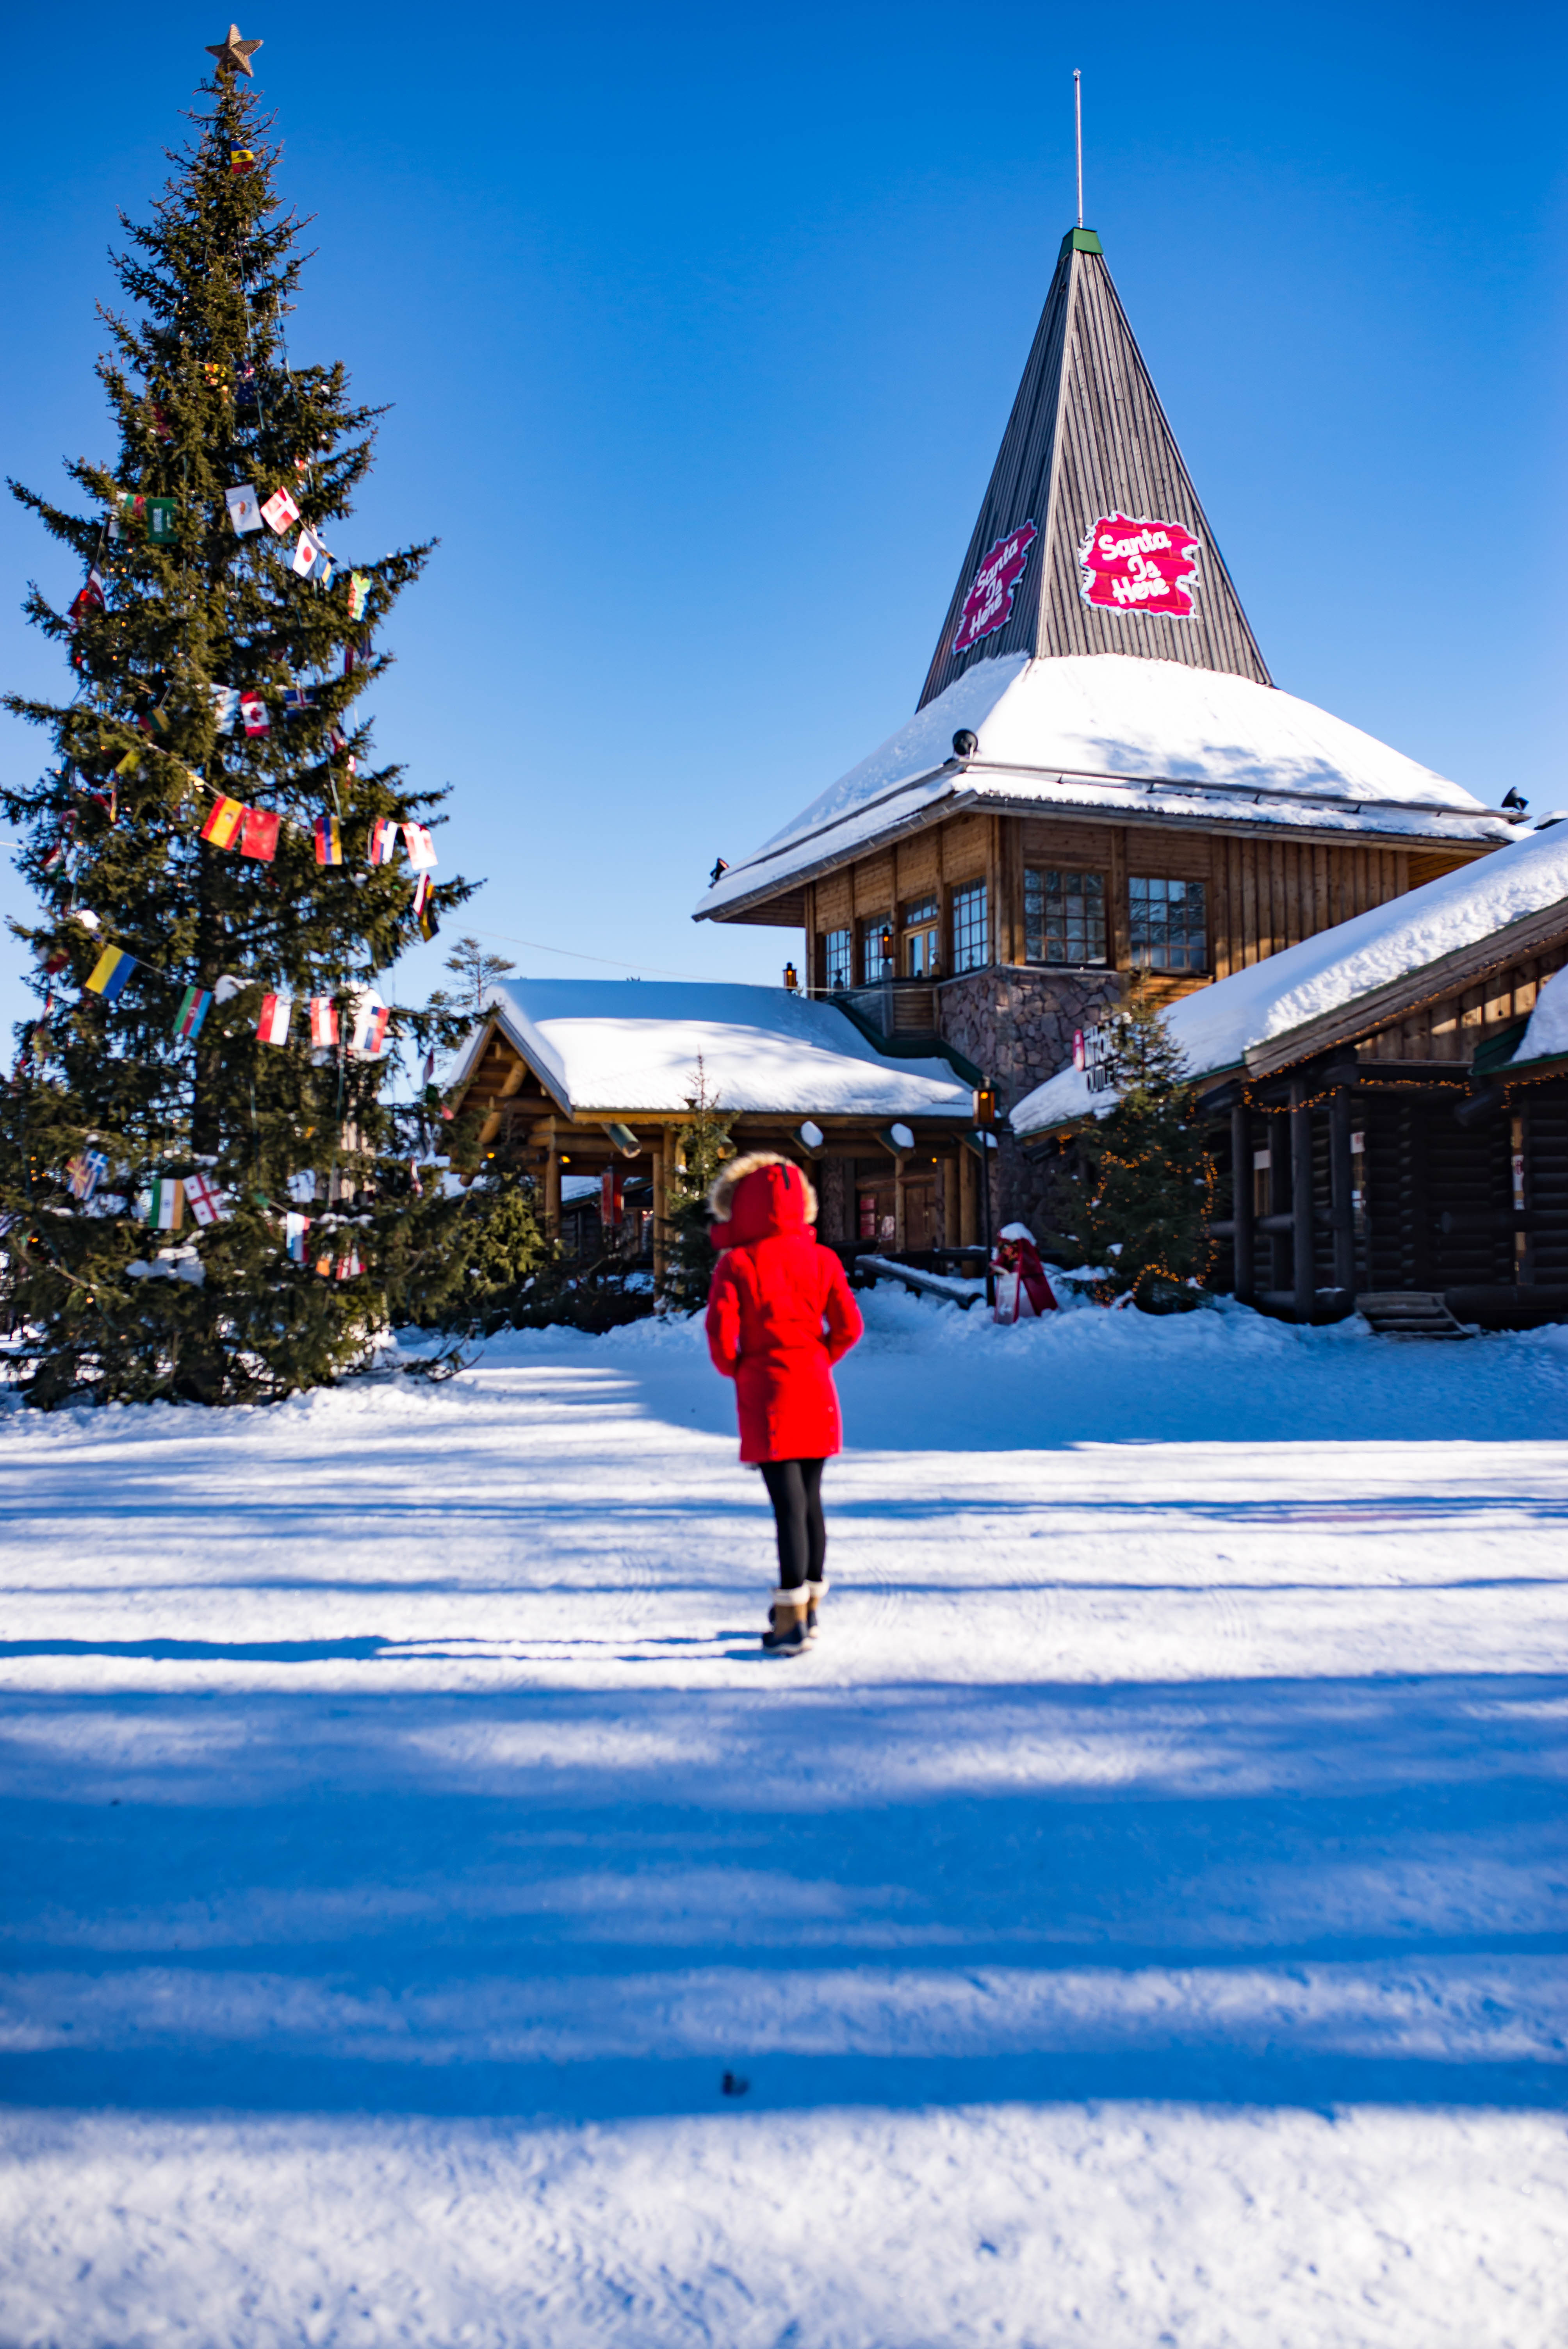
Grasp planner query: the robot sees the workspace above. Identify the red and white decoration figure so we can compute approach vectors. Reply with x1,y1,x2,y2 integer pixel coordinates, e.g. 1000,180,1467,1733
1078,513,1201,618
991,1222,1057,1324
951,522,1039,655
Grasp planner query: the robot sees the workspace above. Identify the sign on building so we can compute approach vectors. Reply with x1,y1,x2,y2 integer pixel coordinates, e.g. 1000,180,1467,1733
1078,512,1201,618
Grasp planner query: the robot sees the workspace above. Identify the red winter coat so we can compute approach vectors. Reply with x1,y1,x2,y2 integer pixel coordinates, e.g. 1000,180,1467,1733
705,1162,864,1463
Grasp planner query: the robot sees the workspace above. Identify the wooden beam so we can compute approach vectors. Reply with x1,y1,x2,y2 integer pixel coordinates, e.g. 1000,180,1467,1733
1290,1077,1314,1319
1329,1087,1356,1296
1229,1101,1254,1303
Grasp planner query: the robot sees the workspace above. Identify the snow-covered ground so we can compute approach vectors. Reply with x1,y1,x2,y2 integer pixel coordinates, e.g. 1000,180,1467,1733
2,1286,1566,2346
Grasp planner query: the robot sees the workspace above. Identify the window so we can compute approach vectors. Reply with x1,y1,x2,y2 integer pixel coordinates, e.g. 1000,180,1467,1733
1129,876,1207,973
951,881,989,974
860,918,893,984
902,896,941,978
1024,868,1107,965
823,927,852,991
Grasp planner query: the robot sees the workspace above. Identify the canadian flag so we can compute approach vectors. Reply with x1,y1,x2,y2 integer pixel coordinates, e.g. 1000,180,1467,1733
184,1173,228,1227
240,692,269,737
257,993,293,1046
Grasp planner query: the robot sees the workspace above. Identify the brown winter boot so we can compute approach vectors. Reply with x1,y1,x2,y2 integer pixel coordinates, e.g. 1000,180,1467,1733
762,1588,810,1656
804,1577,828,1640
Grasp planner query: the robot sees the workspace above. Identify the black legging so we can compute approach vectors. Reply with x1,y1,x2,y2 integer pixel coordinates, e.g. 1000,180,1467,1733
760,1457,827,1591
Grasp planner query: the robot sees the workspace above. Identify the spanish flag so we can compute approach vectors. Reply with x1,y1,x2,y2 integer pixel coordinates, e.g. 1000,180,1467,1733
201,795,245,848
85,944,135,1001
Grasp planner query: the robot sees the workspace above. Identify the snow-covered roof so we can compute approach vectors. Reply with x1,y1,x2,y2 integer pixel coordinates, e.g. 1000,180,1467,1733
1012,821,1568,1134
696,654,1513,922
450,979,975,1119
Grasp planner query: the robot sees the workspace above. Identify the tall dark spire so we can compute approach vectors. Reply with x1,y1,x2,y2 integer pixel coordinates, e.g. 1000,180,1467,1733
919,228,1270,708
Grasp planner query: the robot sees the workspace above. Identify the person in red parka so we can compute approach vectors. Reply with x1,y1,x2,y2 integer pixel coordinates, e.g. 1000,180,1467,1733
704,1153,864,1657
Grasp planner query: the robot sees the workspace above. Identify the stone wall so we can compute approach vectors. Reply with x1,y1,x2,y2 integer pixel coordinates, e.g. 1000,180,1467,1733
935,965,1124,1236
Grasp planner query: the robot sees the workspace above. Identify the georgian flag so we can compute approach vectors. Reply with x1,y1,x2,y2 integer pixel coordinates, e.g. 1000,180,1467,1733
401,823,437,870
184,1173,228,1227
257,993,293,1046
260,486,301,535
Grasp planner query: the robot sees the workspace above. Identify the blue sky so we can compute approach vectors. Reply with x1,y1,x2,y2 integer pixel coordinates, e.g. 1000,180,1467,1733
2,0,1564,1042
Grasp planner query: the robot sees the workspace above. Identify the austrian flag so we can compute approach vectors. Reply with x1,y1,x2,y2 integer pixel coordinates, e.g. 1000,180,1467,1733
257,993,293,1046
309,998,339,1048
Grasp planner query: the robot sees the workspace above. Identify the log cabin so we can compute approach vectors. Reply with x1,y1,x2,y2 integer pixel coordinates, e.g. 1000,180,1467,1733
693,223,1522,1230
444,978,985,1271
1012,822,1568,1327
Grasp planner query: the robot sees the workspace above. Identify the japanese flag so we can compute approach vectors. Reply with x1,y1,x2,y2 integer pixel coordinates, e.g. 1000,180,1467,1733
292,528,326,579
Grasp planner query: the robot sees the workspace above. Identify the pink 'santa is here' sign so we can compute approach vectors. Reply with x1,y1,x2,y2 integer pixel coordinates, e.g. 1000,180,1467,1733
1078,513,1201,617
952,521,1038,654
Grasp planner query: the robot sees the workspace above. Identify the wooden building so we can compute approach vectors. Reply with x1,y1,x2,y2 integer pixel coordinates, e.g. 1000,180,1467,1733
1012,824,1568,1328
444,978,990,1267
693,223,1521,1229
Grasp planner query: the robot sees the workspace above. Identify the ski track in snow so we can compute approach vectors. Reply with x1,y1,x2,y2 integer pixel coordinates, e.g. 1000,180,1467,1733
1,1287,1566,2346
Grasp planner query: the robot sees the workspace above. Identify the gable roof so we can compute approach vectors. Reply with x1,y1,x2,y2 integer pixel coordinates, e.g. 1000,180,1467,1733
919,227,1270,706
697,653,1512,923
1012,822,1568,1134
448,978,976,1119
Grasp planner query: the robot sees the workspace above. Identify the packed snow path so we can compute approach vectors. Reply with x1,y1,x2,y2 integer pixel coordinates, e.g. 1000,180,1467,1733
2,1290,1566,2346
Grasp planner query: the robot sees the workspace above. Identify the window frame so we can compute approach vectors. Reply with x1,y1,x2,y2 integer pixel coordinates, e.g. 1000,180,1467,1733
1128,874,1209,975
1023,865,1109,968
822,926,853,992
951,879,990,975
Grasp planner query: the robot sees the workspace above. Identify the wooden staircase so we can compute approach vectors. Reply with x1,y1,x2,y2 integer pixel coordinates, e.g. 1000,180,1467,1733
1355,1291,1472,1339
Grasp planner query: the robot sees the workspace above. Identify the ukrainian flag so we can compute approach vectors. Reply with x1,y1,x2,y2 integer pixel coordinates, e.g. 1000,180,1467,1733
86,945,135,1001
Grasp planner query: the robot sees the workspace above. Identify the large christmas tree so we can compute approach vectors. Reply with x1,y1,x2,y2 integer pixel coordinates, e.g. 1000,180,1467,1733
0,29,483,1405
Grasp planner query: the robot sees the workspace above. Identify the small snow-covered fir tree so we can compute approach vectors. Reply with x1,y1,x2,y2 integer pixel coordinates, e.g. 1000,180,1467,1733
1058,980,1216,1306
0,42,477,1404
660,1060,736,1311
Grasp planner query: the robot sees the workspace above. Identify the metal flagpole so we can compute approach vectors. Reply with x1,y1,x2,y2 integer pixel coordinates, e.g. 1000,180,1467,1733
1074,70,1083,227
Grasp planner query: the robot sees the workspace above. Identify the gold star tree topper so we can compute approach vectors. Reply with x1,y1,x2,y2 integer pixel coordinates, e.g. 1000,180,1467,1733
206,24,263,77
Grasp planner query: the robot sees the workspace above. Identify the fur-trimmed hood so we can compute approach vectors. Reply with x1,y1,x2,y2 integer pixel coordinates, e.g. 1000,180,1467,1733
707,1151,818,1242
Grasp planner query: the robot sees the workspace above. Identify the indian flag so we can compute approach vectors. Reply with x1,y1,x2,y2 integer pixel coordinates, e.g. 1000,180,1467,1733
148,1176,183,1230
